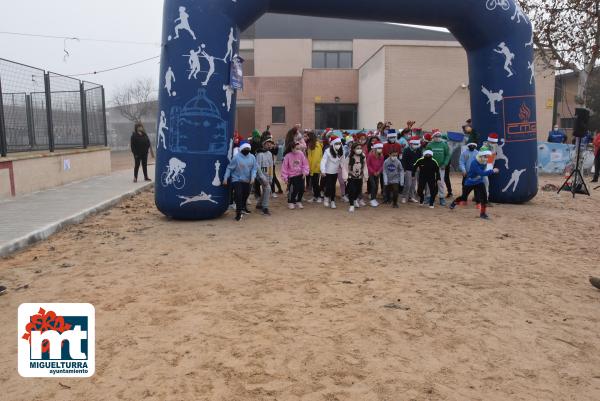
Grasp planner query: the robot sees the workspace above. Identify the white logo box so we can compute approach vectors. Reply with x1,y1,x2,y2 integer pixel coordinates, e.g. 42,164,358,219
18,303,95,378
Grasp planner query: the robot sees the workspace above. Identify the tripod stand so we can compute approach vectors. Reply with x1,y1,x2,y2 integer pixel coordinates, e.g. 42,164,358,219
558,137,590,197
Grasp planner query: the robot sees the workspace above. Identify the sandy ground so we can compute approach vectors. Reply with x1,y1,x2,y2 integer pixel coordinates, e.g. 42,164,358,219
0,175,599,401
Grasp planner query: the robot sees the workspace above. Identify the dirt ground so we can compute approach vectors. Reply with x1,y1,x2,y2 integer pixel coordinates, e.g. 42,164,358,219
0,175,599,401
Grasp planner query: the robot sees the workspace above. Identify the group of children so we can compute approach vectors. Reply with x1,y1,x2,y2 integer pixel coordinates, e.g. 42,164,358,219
223,123,500,221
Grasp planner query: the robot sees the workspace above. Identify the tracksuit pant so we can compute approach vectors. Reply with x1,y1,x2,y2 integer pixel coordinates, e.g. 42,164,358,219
288,175,305,204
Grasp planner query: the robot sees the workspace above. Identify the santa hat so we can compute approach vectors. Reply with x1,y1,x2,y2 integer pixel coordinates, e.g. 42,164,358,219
423,150,434,157
487,133,499,143
330,135,342,145
432,129,442,137
478,150,492,157
423,133,433,142
373,143,384,150
239,142,251,151
409,136,421,145
467,142,478,147
386,130,398,138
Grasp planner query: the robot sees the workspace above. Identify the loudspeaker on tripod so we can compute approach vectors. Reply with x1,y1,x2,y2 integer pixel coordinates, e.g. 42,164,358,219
573,107,590,138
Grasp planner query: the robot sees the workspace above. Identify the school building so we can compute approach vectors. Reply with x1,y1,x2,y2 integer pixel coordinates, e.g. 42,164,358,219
235,13,555,141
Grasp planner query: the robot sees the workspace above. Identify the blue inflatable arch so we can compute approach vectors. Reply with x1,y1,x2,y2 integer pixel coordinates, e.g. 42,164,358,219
155,0,538,220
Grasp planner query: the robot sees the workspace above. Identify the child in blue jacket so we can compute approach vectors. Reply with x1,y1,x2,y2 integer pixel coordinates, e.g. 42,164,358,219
449,150,499,219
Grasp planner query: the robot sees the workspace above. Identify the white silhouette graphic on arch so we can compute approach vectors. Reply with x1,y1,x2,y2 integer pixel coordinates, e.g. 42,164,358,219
185,48,202,80
227,138,234,161
525,32,534,47
495,139,509,169
502,168,526,192
527,61,535,85
494,42,515,77
173,6,196,41
222,84,234,111
511,6,529,24
164,67,176,97
161,157,187,190
224,28,237,62
481,86,504,115
178,192,218,206
157,111,168,150
200,44,216,86
212,160,222,186
485,0,510,11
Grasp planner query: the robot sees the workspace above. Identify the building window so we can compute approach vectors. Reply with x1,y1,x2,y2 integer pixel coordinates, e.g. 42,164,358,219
560,117,575,129
312,51,353,69
272,106,285,124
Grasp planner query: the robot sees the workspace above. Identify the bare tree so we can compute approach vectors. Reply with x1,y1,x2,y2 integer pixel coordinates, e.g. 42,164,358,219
111,77,157,122
518,0,599,106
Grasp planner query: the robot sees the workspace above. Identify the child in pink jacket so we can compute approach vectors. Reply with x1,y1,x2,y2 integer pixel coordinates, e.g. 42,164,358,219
367,142,385,207
281,141,310,209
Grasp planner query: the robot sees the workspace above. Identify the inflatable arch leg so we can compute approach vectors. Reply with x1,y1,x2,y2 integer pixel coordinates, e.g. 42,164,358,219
155,0,537,220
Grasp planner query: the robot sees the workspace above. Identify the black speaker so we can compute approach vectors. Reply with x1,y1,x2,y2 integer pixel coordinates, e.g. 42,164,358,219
573,108,590,138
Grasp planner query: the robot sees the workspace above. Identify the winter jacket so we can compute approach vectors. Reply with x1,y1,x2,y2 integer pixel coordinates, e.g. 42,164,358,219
343,154,366,181
130,131,151,157
224,152,258,183
426,140,451,167
320,148,344,175
413,156,440,181
459,148,479,174
402,147,422,172
366,152,384,176
383,157,404,185
307,142,323,175
256,149,274,183
594,135,600,156
281,150,309,181
465,160,495,186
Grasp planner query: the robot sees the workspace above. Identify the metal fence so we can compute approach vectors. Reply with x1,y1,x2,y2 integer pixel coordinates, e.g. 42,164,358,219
0,58,107,157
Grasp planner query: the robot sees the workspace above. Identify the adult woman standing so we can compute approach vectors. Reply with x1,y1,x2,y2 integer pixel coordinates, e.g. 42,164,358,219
130,122,152,182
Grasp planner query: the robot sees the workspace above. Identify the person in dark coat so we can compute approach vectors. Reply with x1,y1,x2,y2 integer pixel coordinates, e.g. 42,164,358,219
130,122,152,183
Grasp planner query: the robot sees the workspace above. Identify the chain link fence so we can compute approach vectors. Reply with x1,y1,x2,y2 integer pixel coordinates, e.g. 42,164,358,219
0,58,107,156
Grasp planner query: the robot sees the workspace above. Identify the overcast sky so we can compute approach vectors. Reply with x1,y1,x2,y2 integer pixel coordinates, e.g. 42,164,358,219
0,0,447,103
0,0,163,101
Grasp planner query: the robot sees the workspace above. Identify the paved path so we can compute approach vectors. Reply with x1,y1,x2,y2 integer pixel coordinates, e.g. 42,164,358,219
0,166,155,257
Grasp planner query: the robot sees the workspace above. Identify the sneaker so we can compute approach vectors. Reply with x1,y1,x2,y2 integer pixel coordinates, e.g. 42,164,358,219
429,205,435,209
392,204,399,208
401,198,407,204
288,203,295,210
243,208,252,214
449,203,456,210
306,197,315,203
262,208,271,216
330,201,337,209
354,200,360,208
144,178,152,182
359,199,367,207
296,202,304,209
0,285,6,295
480,213,490,220
272,193,278,198
446,193,453,198
317,197,323,203
409,198,419,203
369,199,379,207
133,178,138,183
324,198,330,207
228,204,235,210
235,214,242,221
342,195,349,203
439,198,447,207
419,201,424,206
349,205,355,213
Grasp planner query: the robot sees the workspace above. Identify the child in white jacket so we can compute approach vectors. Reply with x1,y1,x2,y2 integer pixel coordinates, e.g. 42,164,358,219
320,136,346,209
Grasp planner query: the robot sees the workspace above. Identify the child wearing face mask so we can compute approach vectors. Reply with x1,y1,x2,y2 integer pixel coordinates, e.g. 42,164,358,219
402,136,422,203
223,142,258,221
320,135,345,209
450,150,499,219
281,141,310,210
367,141,385,207
343,142,366,212
383,149,404,208
413,150,440,208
